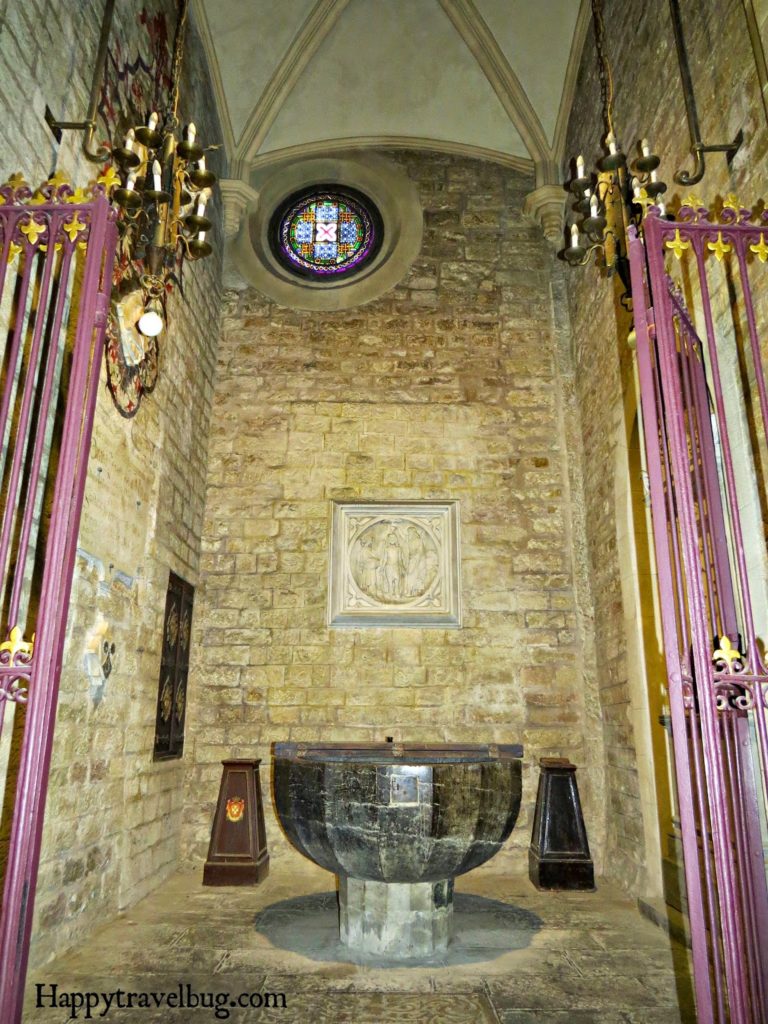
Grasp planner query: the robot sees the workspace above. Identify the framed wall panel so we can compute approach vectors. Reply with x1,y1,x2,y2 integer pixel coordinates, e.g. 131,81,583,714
153,571,194,760
328,500,461,628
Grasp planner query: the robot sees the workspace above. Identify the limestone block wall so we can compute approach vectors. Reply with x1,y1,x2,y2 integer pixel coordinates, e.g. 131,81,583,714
182,153,605,878
565,0,768,894
0,1,225,966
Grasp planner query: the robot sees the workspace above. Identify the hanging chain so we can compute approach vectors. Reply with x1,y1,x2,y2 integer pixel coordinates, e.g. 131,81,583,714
166,0,190,128
591,0,615,138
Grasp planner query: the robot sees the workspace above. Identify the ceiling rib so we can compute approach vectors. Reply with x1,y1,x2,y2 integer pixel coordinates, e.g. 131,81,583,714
190,0,236,160
235,0,354,171
248,135,534,174
552,0,591,172
438,0,556,184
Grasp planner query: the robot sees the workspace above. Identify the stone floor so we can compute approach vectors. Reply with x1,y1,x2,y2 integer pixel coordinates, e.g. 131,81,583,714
24,860,695,1023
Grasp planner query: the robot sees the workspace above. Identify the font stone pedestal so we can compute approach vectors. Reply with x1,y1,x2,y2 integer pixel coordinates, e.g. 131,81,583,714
338,877,454,958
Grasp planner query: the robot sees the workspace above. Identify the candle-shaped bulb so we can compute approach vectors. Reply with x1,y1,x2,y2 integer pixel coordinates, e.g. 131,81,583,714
124,127,135,152
152,159,162,192
198,230,207,243
148,111,159,131
576,153,585,178
650,168,658,183
198,154,206,172
196,189,209,217
570,222,579,245
632,176,641,199
657,201,666,217
641,138,650,157
607,131,617,155
187,122,197,144
590,192,599,215
126,171,137,192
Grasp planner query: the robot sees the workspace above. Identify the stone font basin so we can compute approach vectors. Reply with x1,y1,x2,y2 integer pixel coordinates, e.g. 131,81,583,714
272,741,523,958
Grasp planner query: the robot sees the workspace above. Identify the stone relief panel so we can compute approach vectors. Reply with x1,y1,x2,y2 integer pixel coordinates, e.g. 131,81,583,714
328,501,461,627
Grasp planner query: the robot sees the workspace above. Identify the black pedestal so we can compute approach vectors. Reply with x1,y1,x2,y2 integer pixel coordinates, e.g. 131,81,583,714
529,757,595,890
203,759,269,885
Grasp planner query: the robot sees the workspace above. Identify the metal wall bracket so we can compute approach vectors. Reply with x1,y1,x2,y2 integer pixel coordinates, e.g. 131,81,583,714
670,0,744,185
43,0,115,162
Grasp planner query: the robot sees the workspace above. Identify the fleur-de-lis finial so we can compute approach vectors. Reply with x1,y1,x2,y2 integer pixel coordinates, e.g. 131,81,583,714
665,229,690,261
66,187,91,205
749,235,768,263
96,166,120,192
0,626,35,659
19,217,47,246
633,188,654,216
707,232,733,262
48,170,71,188
63,213,87,243
712,635,744,671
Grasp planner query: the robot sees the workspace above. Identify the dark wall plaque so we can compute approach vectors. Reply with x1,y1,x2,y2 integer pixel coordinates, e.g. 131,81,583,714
153,570,193,760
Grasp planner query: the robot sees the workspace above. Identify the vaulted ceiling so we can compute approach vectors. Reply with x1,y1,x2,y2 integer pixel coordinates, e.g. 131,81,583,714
193,0,590,184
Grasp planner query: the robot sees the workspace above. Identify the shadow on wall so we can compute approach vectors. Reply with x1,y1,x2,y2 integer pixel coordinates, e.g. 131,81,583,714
252,891,542,967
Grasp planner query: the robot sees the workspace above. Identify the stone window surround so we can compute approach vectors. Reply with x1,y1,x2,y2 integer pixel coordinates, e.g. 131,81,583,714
229,152,423,311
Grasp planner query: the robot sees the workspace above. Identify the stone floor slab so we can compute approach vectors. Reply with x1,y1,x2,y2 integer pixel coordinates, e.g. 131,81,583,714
23,862,690,1023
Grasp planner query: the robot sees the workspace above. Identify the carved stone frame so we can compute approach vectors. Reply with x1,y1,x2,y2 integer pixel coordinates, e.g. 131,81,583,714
328,500,461,628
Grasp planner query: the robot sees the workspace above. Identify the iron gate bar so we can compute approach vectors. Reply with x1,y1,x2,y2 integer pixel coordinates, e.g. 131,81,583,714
629,232,719,1023
0,186,118,1023
660,237,755,1024
629,206,768,1023
668,280,768,1021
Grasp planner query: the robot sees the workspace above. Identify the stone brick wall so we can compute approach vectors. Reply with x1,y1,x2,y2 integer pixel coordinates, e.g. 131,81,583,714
0,1,225,966
182,153,605,877
564,0,768,893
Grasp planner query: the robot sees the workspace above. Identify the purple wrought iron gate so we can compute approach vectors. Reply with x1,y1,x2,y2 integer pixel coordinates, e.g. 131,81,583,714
0,176,118,1023
629,201,768,1024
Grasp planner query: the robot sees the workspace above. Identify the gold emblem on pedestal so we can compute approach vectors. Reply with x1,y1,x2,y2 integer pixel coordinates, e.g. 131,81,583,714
226,797,245,823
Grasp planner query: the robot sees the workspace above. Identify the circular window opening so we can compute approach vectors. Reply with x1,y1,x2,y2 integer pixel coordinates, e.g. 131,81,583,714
269,185,383,280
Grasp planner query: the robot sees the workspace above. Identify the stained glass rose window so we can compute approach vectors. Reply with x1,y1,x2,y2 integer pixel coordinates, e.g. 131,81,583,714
271,186,382,279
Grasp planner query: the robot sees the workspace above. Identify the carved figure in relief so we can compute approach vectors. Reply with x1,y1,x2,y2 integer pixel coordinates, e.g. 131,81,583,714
405,526,427,596
354,534,379,594
382,528,406,597
349,519,439,605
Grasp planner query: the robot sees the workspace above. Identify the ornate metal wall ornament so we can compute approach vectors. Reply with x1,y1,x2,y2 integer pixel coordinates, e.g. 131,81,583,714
328,501,461,628
153,571,194,760
105,289,159,417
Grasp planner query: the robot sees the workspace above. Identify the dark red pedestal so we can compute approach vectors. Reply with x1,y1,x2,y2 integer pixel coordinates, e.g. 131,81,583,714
203,759,269,886
529,757,595,891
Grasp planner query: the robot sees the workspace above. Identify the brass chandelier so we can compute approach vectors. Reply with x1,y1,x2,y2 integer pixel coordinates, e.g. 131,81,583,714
45,0,217,338
109,0,216,337
561,0,743,305
562,0,667,305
